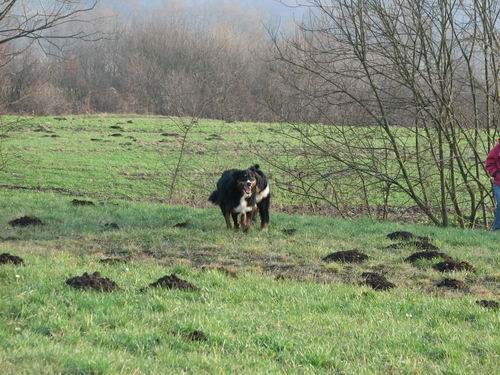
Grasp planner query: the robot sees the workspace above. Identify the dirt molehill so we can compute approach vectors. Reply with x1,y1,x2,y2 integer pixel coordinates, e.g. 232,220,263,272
9,216,43,227
405,250,451,263
476,300,499,310
146,274,198,291
386,240,439,251
433,260,475,273
185,330,208,342
387,231,414,241
323,249,369,263
66,272,118,292
436,278,466,290
361,272,396,291
71,199,95,206
0,253,24,265
173,222,189,229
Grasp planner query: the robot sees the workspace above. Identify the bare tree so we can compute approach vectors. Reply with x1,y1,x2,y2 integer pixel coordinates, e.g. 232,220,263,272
268,0,500,227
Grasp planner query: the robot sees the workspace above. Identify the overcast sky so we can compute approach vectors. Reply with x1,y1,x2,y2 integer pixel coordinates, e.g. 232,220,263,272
105,0,304,22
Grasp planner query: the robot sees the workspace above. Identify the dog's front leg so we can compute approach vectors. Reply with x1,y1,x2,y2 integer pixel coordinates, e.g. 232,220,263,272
232,213,240,230
241,212,250,232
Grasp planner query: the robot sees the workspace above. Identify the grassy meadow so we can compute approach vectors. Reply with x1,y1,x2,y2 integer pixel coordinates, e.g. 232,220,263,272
0,115,499,374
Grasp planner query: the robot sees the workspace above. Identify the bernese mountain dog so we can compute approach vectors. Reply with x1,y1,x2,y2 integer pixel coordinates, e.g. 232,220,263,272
249,164,270,230
208,167,258,231
209,165,270,231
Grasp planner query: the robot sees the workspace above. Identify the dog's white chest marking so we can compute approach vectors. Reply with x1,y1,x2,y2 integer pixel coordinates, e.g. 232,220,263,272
256,185,270,203
234,196,254,213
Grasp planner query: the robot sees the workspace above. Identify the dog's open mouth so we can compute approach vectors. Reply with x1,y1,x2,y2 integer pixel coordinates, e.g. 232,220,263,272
243,185,252,196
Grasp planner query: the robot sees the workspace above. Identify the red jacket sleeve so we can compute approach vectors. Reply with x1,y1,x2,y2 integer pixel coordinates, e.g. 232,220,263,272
485,143,500,177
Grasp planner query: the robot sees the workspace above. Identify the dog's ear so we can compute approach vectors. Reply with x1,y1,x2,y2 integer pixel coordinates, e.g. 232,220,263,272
250,164,260,171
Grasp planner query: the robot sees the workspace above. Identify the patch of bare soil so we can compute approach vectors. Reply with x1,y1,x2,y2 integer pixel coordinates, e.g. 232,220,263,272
146,274,198,291
361,272,396,291
71,199,95,206
436,278,466,290
323,250,369,263
386,240,439,251
66,272,118,292
433,260,475,273
405,251,451,263
173,222,189,228
476,300,499,310
9,216,43,227
206,134,223,141
200,264,237,278
0,253,24,265
99,257,129,264
387,231,414,241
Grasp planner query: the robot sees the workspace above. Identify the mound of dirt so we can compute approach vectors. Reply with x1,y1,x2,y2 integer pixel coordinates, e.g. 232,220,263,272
146,274,198,291
323,249,369,263
361,272,396,291
436,278,466,290
173,222,189,229
185,330,208,342
0,253,24,265
476,300,499,310
387,231,414,241
386,240,439,251
71,199,95,206
9,216,43,227
282,228,297,236
405,251,451,263
66,272,118,292
433,260,475,273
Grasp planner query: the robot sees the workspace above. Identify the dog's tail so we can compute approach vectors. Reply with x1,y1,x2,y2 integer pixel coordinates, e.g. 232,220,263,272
208,190,219,204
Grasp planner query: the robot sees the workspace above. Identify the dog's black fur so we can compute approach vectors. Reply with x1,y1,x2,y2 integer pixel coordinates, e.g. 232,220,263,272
249,165,270,230
209,167,258,231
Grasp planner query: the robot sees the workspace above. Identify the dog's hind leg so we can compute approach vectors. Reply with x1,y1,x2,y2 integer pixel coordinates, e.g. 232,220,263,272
224,210,232,229
258,196,270,231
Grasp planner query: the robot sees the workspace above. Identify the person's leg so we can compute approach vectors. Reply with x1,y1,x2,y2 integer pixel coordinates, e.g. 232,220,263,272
492,184,500,230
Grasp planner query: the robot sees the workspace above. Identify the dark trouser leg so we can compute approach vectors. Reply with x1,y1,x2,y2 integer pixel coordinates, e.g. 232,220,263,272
493,184,500,230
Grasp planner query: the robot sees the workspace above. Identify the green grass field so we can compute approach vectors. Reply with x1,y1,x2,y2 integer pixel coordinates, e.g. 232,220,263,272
0,116,499,374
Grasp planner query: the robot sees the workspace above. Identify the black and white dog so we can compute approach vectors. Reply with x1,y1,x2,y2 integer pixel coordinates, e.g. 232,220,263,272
208,165,270,231
249,165,270,230
208,167,258,231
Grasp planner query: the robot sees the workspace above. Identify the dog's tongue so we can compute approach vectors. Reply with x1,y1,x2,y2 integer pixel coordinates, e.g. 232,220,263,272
244,186,252,194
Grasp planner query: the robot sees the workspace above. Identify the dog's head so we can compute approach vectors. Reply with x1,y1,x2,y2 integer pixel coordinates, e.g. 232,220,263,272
235,169,258,198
